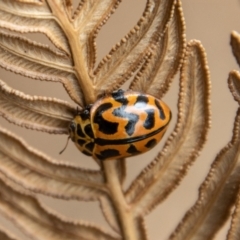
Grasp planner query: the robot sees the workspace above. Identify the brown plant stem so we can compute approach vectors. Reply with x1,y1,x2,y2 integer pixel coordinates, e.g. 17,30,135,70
47,0,96,105
103,160,137,240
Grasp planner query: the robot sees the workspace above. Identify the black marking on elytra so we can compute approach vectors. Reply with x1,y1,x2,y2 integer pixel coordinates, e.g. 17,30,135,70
94,102,119,135
84,124,94,138
82,150,92,156
145,138,157,148
96,149,120,160
77,124,85,138
85,142,95,152
155,99,165,120
112,90,128,105
98,120,119,135
112,108,139,136
95,102,113,115
144,109,155,129
95,122,168,146
77,139,86,146
127,144,141,154
125,114,139,136
134,95,148,108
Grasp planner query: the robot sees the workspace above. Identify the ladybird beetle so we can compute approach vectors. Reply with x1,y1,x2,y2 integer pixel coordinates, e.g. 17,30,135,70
68,89,171,160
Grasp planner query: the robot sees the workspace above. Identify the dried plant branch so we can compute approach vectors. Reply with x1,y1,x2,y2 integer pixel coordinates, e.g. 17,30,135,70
46,0,94,104
102,161,147,240
115,159,126,185
103,161,137,239
99,196,121,233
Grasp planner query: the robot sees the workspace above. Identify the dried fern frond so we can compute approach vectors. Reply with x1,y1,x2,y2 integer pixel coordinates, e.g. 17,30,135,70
0,0,70,52
130,0,186,98
227,188,240,240
0,226,18,240
0,79,75,133
94,0,177,95
126,40,211,215
0,173,119,240
231,31,240,68
0,0,238,239
169,108,240,240
0,30,83,105
228,70,240,104
0,127,107,200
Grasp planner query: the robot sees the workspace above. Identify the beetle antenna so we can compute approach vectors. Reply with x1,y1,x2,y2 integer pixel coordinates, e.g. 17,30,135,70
59,136,70,155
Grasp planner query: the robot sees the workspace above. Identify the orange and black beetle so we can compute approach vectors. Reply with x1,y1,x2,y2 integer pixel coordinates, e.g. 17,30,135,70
69,89,171,160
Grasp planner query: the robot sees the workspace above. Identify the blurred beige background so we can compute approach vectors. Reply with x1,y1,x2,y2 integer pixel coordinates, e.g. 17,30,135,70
0,0,240,239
